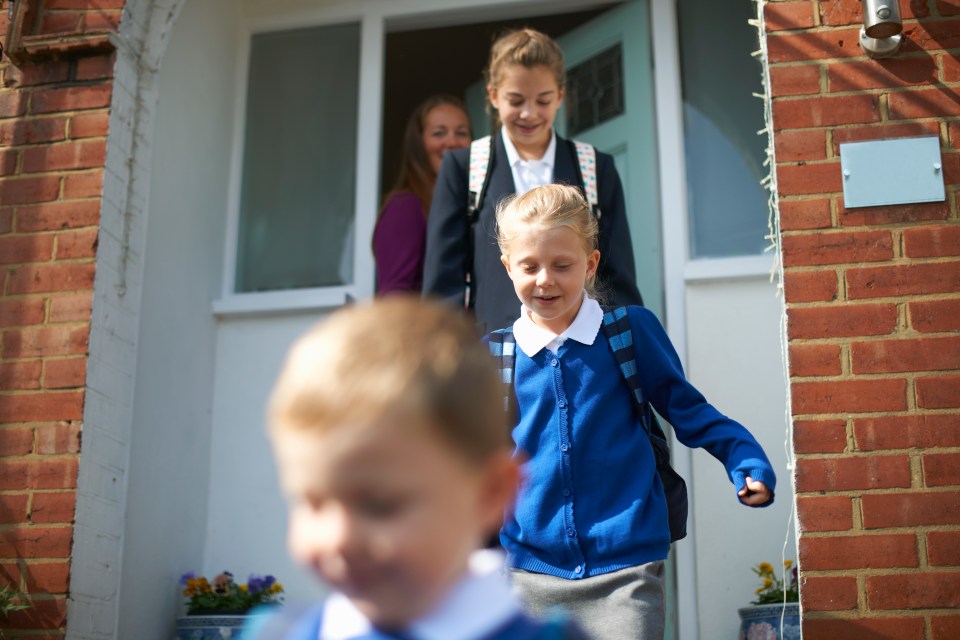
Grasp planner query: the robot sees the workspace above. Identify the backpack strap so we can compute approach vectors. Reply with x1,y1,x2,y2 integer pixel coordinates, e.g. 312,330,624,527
465,135,495,309
486,329,516,414
571,139,600,219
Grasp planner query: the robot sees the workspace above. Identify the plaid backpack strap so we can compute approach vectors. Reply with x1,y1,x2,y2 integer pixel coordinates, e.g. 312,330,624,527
572,139,600,219
486,328,516,414
600,305,648,430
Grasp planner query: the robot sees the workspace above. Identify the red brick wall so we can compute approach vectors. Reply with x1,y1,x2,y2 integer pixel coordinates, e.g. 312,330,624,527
768,1,960,638
0,2,120,635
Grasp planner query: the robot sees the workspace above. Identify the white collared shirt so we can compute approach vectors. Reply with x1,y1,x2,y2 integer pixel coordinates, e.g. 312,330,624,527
501,129,557,196
318,549,520,640
512,293,603,356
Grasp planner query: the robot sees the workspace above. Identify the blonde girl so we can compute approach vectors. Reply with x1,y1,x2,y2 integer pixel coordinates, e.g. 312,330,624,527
422,28,642,332
491,184,776,640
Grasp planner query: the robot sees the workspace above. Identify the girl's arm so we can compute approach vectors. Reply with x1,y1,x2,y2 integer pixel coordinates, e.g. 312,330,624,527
627,306,777,504
373,193,427,295
596,154,644,307
422,149,471,306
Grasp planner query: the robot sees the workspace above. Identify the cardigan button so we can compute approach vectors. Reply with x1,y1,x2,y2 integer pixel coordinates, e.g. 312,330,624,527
560,443,569,452
574,565,583,574
551,359,559,367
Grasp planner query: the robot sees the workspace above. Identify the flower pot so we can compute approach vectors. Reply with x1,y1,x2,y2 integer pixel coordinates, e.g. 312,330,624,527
175,614,249,640
737,602,800,640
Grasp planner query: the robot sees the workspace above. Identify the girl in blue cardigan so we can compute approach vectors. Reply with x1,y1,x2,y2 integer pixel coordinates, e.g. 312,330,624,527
492,184,776,640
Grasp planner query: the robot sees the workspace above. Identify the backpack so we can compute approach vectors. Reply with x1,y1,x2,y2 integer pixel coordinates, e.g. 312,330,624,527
486,305,689,543
463,135,601,309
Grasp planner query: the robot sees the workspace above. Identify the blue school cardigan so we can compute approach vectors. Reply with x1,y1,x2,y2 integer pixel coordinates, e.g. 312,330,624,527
501,305,776,580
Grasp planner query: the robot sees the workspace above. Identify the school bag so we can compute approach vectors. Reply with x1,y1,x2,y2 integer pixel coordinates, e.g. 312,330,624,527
486,305,689,543
463,135,600,309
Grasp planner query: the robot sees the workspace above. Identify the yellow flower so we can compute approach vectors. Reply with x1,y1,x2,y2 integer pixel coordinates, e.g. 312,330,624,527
783,560,793,570
763,578,774,588
755,586,765,595
270,583,284,594
239,585,248,593
758,562,774,575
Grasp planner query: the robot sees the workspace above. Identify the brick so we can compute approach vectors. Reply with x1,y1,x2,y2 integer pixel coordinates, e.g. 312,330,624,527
16,200,101,232
947,56,960,83
62,170,102,199
942,152,960,185
847,262,960,299
767,28,863,64
0,208,11,234
789,343,842,377
797,494,853,531
855,414,960,450
769,64,821,97
0,392,84,422
0,117,68,146
781,230,893,266
0,360,43,391
867,572,960,609
793,378,908,414
800,533,918,570
0,147,16,175
40,10,82,34
774,94,880,130
0,176,60,206
30,84,113,114
779,198,832,231
903,226,960,258
69,111,109,138
0,297,46,327
0,526,73,558
48,292,93,323
55,228,99,260
828,57,939,92
7,263,96,294
45,0,125,7
75,54,116,82
776,129,827,162
0,560,71,593
917,374,960,409
2,326,89,358
36,423,81,455
901,19,960,52
81,9,122,32
777,162,845,195
43,357,87,390
787,303,897,339
30,491,77,524
939,1,960,17
889,88,960,120
839,199,950,226
924,452,960,487
0,234,55,265
799,575,858,611
802,617,926,639
0,427,34,456
6,596,69,629
932,616,960,640
3,61,71,87
765,2,816,30
0,459,78,491
794,418,847,453
833,121,942,155
910,299,960,332
862,491,960,527
783,269,838,302
928,531,960,566
0,494,29,524
852,336,960,374
0,89,28,118
22,140,107,173
796,454,912,492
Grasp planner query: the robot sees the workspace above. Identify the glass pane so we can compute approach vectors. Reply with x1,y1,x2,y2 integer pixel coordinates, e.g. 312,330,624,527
565,44,624,138
236,23,360,293
678,1,768,258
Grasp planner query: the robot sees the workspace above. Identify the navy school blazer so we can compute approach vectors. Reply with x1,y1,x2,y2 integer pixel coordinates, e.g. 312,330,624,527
422,131,644,333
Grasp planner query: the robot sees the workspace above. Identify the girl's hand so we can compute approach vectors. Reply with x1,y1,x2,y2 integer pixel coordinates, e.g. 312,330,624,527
738,476,772,506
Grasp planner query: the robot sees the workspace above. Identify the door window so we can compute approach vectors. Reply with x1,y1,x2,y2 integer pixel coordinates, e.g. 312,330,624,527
235,23,360,293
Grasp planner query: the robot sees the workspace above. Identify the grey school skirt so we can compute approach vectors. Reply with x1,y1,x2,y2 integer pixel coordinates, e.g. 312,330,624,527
509,561,665,640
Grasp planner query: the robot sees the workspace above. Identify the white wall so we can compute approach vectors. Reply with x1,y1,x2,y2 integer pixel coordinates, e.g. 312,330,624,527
117,0,241,636
684,276,795,639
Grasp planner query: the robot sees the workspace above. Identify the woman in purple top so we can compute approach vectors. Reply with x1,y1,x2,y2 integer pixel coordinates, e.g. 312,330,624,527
374,95,472,294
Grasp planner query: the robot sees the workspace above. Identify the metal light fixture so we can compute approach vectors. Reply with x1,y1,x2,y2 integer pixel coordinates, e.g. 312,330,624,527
860,0,903,58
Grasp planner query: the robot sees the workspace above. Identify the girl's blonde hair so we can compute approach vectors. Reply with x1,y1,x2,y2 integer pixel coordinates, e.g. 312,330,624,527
485,28,565,99
496,184,601,297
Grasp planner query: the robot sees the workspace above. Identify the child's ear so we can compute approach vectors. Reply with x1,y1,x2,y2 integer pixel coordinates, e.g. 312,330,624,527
500,254,511,274
486,85,499,109
586,249,600,278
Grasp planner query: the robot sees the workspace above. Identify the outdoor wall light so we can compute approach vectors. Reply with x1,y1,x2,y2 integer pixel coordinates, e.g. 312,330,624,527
860,0,903,59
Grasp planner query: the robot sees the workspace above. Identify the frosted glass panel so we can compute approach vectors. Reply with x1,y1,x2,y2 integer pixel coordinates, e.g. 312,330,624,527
678,1,768,258
236,23,360,293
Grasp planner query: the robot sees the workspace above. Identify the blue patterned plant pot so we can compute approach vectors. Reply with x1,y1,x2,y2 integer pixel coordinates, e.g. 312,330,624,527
738,602,801,640
174,614,249,640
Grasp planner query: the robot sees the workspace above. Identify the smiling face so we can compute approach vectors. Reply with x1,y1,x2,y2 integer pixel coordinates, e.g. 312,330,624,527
488,64,564,160
273,418,514,630
501,223,599,334
421,103,471,174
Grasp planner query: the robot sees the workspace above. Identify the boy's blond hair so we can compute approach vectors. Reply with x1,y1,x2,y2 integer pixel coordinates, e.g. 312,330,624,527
268,296,510,464
496,184,601,297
